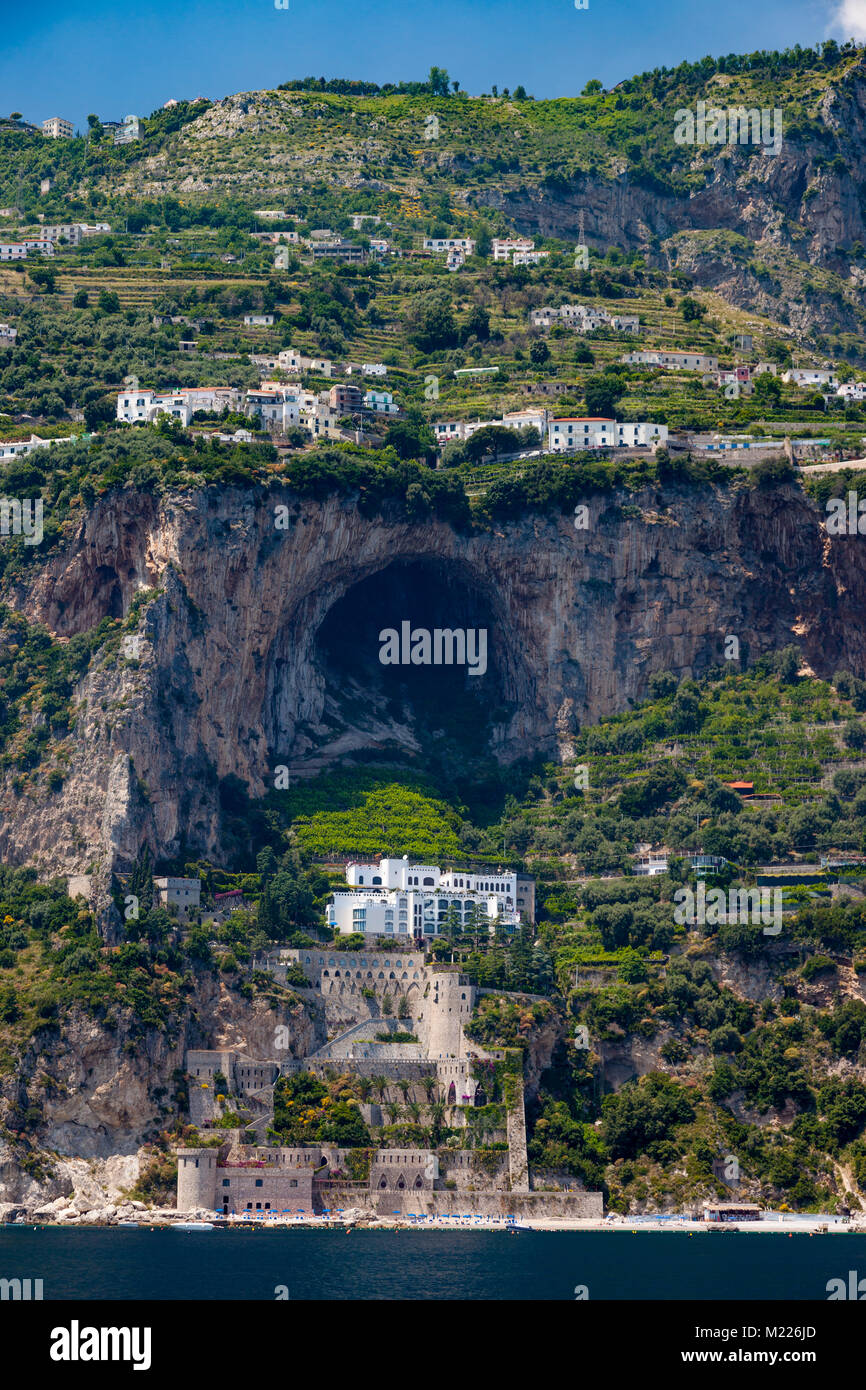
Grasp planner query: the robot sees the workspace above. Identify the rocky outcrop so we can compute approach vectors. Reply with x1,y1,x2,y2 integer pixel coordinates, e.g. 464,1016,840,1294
0,973,319,1202
3,480,866,881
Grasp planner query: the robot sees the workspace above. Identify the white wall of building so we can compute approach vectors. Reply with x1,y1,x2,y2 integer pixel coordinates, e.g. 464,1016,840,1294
548,418,668,451
332,858,524,937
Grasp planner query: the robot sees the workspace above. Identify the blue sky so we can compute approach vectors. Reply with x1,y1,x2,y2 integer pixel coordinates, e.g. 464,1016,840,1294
0,0,855,130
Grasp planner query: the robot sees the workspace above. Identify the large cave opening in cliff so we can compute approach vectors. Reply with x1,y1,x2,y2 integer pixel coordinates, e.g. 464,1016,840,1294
310,557,521,777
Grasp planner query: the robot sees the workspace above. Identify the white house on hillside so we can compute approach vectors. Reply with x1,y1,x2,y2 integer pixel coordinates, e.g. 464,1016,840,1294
327,857,535,938
548,417,668,451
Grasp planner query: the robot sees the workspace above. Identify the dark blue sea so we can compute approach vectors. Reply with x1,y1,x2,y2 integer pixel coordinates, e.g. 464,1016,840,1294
1,1227,864,1299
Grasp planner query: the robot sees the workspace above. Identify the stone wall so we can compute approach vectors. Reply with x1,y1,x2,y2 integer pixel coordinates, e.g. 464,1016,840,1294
217,1167,314,1215
374,1190,604,1219
438,1148,510,1191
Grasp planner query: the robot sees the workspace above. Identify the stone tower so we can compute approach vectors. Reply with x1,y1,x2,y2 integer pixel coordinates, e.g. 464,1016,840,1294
426,967,476,1058
176,1148,218,1213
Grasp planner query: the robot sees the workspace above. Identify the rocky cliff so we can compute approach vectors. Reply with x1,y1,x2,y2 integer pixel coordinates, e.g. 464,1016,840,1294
0,972,320,1205
2,480,865,883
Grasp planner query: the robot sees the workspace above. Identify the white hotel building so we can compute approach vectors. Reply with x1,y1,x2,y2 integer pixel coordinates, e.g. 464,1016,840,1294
326,857,534,939
548,417,668,452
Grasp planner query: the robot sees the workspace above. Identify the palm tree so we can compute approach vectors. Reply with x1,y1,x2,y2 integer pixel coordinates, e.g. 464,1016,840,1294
372,1075,387,1102
397,1078,410,1102
357,1077,373,1102
422,1076,435,1102
429,1101,447,1146
385,1103,401,1125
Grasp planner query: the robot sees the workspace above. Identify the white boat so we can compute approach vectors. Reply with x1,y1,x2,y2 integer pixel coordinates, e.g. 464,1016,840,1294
174,1221,215,1231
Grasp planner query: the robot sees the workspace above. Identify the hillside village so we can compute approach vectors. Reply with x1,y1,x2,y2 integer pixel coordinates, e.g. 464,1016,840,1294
6,51,866,1230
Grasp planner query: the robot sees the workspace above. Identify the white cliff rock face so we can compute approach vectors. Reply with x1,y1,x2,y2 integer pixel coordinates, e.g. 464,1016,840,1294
2,483,864,883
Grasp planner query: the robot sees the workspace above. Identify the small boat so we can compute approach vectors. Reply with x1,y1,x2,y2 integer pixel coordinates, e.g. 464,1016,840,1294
174,1221,215,1231
118,1221,139,1228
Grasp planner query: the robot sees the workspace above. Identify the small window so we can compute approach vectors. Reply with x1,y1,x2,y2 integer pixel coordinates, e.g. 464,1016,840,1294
255,1179,263,1188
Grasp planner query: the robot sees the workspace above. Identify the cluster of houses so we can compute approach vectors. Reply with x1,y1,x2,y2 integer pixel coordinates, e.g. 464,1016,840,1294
252,221,555,271
619,353,850,399
533,304,640,334
432,407,667,454
115,378,399,438
0,324,17,344
0,221,111,260
432,407,547,447
249,347,388,381
40,115,141,143
256,226,553,271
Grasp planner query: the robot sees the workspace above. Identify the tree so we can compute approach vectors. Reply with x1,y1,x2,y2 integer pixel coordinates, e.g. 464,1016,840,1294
84,394,116,432
751,454,795,486
753,371,782,405
0,985,20,1023
428,66,450,97
776,645,800,685
583,372,623,417
710,1024,743,1054
474,224,492,257
256,846,278,882
73,289,89,309
513,86,527,100
384,413,436,462
649,670,678,700
680,296,705,322
98,289,120,314
28,265,56,294
128,845,155,915
257,867,315,940
463,305,490,341
408,292,457,352
464,425,520,461
844,720,866,750
582,80,603,95
529,338,550,365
